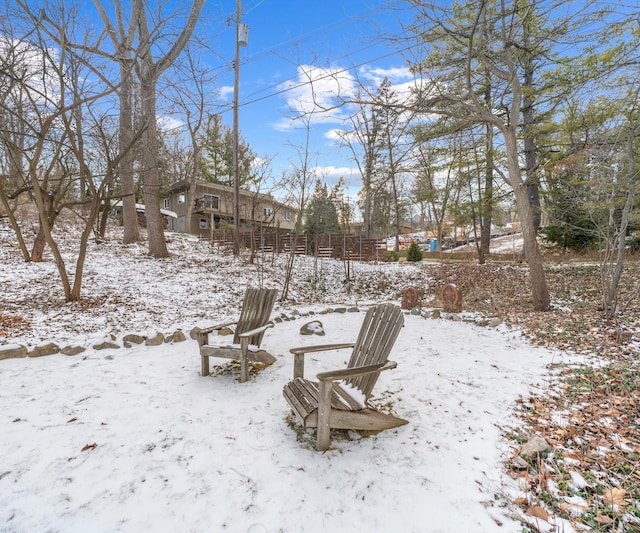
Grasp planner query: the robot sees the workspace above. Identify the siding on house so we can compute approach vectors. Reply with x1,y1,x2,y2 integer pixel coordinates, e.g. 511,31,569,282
166,180,296,236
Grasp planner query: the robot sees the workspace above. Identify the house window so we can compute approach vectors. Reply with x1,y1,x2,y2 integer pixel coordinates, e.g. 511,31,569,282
204,194,219,210
263,207,273,218
199,218,208,230
177,193,186,204
163,199,171,209
282,211,292,221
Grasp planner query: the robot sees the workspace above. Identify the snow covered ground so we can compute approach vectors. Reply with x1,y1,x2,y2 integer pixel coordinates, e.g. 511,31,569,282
0,225,581,532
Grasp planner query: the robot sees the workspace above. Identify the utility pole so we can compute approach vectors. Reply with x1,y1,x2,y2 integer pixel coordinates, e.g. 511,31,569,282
232,0,247,256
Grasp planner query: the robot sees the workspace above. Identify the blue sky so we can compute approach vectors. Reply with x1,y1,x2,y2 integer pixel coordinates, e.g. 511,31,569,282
198,0,414,193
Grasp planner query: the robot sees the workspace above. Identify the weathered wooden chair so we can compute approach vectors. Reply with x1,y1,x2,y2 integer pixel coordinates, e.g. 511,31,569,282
283,303,408,451
194,288,278,382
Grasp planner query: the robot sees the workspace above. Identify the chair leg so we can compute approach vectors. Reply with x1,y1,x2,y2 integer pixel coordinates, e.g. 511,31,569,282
317,379,332,451
201,354,210,376
240,338,249,383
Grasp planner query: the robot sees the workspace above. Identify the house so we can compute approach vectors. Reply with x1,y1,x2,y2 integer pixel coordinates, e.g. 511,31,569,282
165,180,297,236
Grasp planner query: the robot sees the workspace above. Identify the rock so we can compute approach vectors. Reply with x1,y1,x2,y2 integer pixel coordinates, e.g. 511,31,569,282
189,327,202,340
520,436,551,457
170,330,187,343
123,333,146,345
348,307,359,313
431,309,441,319
61,345,85,356
93,341,120,351
145,332,164,346
300,320,325,336
488,317,503,328
410,306,422,315
334,307,347,314
29,342,60,358
217,326,234,336
477,319,490,327
0,344,28,360
511,455,530,470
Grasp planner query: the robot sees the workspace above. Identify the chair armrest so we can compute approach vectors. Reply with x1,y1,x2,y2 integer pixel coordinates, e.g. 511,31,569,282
289,343,355,356
289,343,355,380
195,321,237,336
317,360,398,382
238,321,274,339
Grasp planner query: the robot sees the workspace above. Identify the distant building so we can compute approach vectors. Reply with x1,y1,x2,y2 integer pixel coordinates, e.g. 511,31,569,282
165,180,296,236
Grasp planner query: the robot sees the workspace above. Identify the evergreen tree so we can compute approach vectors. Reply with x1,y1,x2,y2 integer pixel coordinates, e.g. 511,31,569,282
304,180,340,235
200,115,254,187
406,241,423,262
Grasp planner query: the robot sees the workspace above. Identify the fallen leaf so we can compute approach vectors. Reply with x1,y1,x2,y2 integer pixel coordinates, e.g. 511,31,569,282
67,417,77,423
0,471,11,480
603,487,626,506
81,443,97,452
526,505,549,522
594,515,614,526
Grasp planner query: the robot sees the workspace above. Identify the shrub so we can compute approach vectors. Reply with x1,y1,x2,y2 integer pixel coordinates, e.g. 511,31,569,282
406,242,423,262
384,250,399,262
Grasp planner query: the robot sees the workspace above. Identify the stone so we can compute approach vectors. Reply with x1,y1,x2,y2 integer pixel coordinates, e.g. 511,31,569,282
61,345,85,356
145,332,164,346
170,330,187,343
300,320,325,336
334,307,347,314
165,330,187,343
0,344,28,360
29,342,60,358
431,309,441,319
93,341,120,351
217,326,234,336
410,306,422,315
520,436,551,457
511,455,530,470
488,317,502,328
123,334,145,345
348,307,359,313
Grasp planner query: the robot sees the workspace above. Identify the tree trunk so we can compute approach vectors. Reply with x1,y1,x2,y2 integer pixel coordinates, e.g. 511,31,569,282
0,185,30,261
120,61,140,243
504,128,550,311
139,74,169,258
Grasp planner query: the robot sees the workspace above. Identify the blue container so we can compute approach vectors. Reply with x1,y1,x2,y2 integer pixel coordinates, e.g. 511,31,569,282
429,238,438,252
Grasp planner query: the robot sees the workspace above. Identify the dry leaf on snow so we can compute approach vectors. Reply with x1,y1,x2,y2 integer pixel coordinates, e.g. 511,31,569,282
526,505,549,522
603,487,626,506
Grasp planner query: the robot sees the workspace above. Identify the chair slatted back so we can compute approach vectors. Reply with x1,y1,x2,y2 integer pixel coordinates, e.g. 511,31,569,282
233,288,278,347
345,303,404,398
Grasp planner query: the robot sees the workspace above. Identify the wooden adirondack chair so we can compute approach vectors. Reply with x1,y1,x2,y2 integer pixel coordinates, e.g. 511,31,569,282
282,303,408,451
194,288,278,382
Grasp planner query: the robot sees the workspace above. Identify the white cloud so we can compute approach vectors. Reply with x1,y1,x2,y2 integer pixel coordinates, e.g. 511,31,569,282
312,165,362,190
359,65,413,87
275,65,358,131
218,85,234,101
157,115,185,132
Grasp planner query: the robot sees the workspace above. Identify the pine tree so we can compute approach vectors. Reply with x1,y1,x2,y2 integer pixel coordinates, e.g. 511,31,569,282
304,181,340,235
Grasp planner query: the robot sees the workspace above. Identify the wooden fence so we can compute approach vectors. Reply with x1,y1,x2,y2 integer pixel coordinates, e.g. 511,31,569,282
201,231,388,262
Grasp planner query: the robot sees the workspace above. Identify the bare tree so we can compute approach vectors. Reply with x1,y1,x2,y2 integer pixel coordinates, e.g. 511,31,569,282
135,0,204,258
280,116,318,302
408,0,551,310
93,0,143,244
